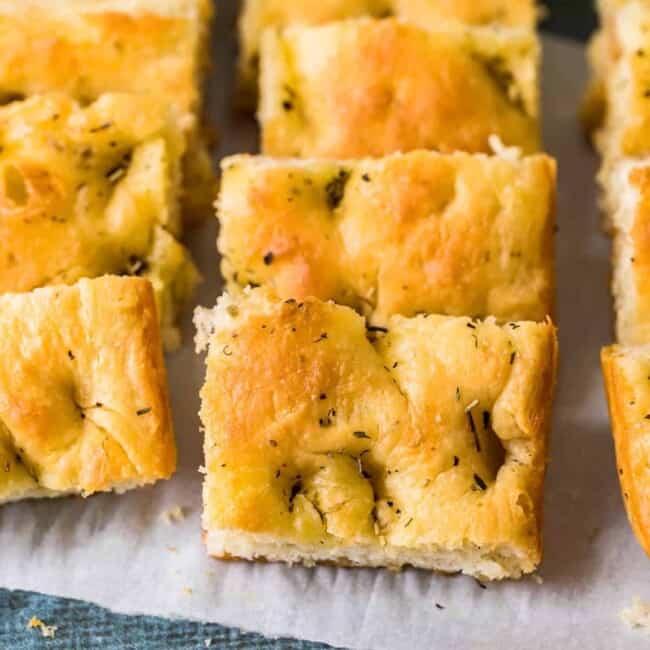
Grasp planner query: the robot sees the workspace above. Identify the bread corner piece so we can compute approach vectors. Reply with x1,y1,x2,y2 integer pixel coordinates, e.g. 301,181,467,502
0,92,199,349
594,2,650,162
196,288,558,580
258,17,540,158
0,276,176,505
0,0,216,225
602,344,650,557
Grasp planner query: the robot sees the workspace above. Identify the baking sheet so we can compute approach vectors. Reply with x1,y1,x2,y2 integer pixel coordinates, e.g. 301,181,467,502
1,4,647,649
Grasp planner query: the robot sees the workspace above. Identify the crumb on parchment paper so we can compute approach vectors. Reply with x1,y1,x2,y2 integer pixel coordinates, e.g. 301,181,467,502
621,598,650,632
27,616,58,638
161,505,187,524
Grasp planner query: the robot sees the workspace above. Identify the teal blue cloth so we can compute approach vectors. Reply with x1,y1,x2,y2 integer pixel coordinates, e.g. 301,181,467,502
0,6,592,648
0,589,333,649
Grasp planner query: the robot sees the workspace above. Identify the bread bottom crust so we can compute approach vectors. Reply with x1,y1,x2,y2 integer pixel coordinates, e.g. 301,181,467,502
204,530,534,580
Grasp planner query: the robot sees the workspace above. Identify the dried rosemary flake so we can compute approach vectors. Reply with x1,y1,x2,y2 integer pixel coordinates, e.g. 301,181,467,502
105,165,127,183
468,412,481,452
474,474,487,491
90,122,112,133
325,169,350,210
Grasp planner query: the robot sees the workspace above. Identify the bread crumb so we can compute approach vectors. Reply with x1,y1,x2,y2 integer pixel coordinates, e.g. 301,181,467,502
488,134,522,161
622,598,650,631
167,546,178,553
162,506,186,524
27,617,58,638
182,587,193,596
531,574,544,585
464,399,480,413
198,465,207,475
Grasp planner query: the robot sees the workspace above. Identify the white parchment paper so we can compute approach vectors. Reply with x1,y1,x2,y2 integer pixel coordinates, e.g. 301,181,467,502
1,4,646,648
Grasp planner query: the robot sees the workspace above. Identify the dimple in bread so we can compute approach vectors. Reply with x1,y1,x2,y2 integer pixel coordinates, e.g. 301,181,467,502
0,0,215,225
218,150,556,324
237,0,538,107
196,289,558,579
0,277,176,505
602,344,650,557
259,18,540,158
0,93,199,349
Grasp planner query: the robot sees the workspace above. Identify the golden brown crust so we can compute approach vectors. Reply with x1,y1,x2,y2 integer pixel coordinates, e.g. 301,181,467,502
628,167,650,340
602,345,650,557
0,93,199,349
0,276,176,503
237,0,537,106
259,18,540,158
198,289,558,576
0,0,215,224
593,3,650,159
218,152,556,323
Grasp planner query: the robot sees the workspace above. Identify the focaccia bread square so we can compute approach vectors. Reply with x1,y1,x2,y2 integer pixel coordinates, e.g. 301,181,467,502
259,18,540,158
218,150,556,324
594,2,650,161
0,0,215,225
602,161,650,344
237,0,537,107
196,289,558,579
0,93,199,349
602,344,650,557
0,276,176,505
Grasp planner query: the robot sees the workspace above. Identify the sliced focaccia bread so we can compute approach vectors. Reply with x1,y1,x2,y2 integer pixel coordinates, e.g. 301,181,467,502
217,150,556,324
593,2,650,160
196,289,558,579
604,161,650,344
0,93,199,349
0,0,215,224
238,0,537,106
259,18,540,158
602,344,650,557
0,277,176,505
